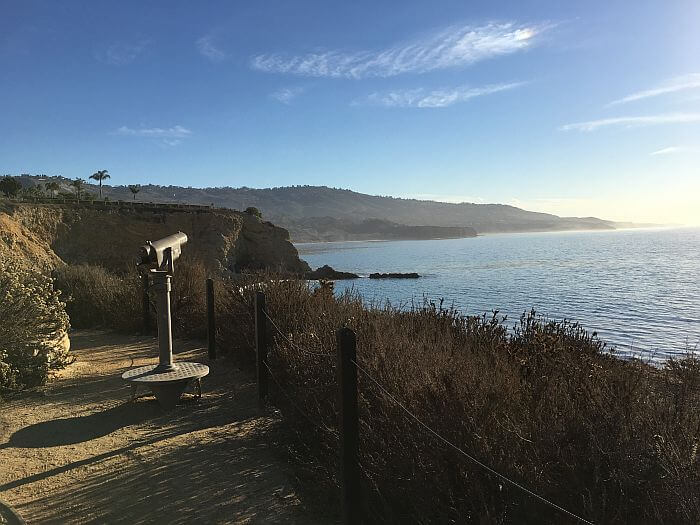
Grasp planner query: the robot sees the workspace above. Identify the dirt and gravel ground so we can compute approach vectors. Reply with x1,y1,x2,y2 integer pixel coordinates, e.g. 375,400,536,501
0,331,332,524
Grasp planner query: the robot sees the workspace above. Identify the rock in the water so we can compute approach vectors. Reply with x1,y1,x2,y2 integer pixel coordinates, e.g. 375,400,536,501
369,272,420,279
306,265,359,280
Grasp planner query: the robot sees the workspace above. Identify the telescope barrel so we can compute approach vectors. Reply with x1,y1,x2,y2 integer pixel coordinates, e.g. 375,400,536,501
139,232,188,269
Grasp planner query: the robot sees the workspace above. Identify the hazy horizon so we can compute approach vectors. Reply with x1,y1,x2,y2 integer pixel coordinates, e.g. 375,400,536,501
15,174,698,227
2,1,699,225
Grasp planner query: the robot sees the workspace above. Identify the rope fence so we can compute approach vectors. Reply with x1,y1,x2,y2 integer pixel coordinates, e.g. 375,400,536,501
351,357,593,525
263,309,335,358
263,360,337,438
246,289,595,525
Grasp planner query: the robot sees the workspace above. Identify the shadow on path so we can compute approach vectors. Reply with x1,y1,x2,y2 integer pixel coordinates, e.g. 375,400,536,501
0,330,330,524
2,402,161,448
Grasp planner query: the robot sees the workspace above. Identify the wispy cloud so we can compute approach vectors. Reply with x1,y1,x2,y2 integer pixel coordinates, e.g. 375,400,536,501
650,146,697,156
114,125,192,146
251,22,548,79
196,35,225,62
358,82,524,108
560,113,700,132
96,40,150,66
651,146,683,156
115,125,192,138
609,73,700,106
270,86,305,104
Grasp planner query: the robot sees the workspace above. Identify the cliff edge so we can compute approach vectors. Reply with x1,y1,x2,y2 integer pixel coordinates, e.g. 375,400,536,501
0,202,310,274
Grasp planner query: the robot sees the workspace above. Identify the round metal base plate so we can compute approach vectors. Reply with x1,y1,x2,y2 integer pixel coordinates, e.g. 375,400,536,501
122,362,209,384
122,362,209,408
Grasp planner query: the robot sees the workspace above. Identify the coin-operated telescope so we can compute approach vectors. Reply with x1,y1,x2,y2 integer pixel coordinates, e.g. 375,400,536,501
124,231,209,408
139,231,188,274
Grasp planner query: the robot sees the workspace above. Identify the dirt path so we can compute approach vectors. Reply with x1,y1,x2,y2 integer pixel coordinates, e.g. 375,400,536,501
0,331,332,524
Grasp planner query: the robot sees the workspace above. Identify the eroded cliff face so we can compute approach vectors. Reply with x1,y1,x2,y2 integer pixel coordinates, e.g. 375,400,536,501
0,202,310,274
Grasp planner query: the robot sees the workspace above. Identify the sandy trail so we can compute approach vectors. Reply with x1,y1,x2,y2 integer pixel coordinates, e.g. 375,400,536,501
0,331,330,524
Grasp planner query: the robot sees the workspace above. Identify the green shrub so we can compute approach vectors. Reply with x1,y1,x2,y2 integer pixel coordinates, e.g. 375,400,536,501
0,257,70,395
0,176,22,197
244,206,262,218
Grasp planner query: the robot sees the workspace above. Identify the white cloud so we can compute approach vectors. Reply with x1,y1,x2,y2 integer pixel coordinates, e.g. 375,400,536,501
196,35,225,62
650,146,698,156
115,125,192,138
609,73,700,106
650,146,683,156
358,82,524,108
96,40,150,66
560,113,700,132
251,22,547,78
114,125,191,146
270,86,305,104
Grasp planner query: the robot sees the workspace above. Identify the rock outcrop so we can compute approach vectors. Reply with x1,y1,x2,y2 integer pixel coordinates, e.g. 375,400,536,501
305,265,359,280
0,202,310,274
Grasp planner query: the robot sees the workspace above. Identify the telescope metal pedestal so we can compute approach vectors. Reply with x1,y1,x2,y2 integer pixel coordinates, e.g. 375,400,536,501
123,235,206,409
122,362,209,409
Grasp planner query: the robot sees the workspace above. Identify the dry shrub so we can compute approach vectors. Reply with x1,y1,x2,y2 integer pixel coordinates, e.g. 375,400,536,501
54,264,142,331
217,275,700,524
46,265,700,523
53,259,212,339
169,257,208,338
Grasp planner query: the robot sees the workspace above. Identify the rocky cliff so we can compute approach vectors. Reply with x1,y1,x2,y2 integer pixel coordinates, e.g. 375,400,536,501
0,202,310,274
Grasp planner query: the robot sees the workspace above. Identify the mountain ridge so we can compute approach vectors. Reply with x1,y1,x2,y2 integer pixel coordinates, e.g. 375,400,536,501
16,176,625,242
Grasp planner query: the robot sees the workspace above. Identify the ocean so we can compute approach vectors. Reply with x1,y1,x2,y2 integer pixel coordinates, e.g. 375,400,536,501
296,227,700,361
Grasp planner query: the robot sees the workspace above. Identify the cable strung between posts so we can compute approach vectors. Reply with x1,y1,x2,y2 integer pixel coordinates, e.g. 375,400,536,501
351,358,594,525
263,361,337,438
262,309,334,358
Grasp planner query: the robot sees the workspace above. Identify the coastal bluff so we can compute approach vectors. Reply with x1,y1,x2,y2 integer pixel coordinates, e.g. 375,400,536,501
0,201,310,274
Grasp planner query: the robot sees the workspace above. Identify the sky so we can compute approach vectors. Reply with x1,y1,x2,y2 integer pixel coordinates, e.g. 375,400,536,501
1,1,699,224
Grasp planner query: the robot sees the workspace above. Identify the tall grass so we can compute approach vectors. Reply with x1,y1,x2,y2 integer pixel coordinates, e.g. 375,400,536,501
53,267,700,523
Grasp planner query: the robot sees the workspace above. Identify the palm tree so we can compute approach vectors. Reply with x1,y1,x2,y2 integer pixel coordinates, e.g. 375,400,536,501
128,184,141,200
45,181,60,199
71,178,86,202
90,169,110,199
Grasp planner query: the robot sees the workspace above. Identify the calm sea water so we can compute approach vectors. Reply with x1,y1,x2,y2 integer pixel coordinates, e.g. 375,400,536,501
296,228,700,361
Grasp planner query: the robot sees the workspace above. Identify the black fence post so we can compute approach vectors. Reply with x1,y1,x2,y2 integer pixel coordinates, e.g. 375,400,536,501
206,278,216,359
337,327,360,525
142,273,150,334
255,291,268,408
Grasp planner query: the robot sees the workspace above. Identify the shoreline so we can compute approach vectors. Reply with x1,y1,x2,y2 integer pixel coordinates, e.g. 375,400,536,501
293,224,688,247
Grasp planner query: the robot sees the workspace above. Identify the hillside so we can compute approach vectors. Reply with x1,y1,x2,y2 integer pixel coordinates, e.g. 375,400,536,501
0,200,309,274
281,217,477,242
17,176,617,242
